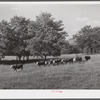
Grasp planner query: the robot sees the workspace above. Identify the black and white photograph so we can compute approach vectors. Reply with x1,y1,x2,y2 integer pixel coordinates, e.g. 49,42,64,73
0,1,100,91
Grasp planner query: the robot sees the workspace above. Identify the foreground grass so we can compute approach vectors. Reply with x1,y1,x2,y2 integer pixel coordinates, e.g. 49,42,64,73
0,54,100,89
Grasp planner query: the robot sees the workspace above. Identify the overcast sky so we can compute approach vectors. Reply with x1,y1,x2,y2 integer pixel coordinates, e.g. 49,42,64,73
0,2,100,39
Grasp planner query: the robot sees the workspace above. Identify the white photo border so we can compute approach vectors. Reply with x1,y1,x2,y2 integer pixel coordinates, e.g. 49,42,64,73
0,1,100,99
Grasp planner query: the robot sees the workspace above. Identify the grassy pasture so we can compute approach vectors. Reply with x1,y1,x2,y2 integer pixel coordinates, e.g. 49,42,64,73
0,54,100,89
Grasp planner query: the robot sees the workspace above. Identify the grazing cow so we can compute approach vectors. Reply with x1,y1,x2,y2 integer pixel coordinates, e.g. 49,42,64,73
45,61,50,66
74,57,82,62
36,61,46,67
85,56,91,61
52,60,56,66
67,58,74,63
49,59,54,65
10,64,23,71
65,58,69,63
1,55,5,59
61,59,66,64
53,59,61,66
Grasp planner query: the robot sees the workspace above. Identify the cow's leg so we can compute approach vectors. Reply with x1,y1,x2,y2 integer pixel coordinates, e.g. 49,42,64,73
21,67,23,70
14,69,16,71
48,62,50,66
15,69,17,71
53,63,56,66
23,56,25,60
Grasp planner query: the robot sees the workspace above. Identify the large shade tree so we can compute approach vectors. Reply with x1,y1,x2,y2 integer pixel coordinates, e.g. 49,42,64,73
0,20,15,55
10,16,30,60
27,12,68,60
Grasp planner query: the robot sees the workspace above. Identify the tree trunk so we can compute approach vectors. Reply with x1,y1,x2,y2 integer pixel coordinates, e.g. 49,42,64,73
23,56,25,60
82,48,84,54
87,48,89,54
18,55,21,61
90,48,93,54
27,56,29,60
44,55,47,61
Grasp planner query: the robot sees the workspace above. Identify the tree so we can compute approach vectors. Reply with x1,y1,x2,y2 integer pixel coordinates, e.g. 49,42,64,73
10,16,30,60
27,12,68,60
73,25,100,54
73,25,92,54
0,20,15,55
61,40,69,54
66,44,81,54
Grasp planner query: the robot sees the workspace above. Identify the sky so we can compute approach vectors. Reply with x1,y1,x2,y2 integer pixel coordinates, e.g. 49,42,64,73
0,2,100,39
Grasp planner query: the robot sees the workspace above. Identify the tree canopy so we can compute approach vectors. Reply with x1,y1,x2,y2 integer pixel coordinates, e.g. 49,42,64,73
27,12,68,59
73,25,100,54
0,12,68,60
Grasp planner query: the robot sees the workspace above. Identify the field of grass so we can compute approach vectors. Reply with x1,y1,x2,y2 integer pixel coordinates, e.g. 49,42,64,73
0,54,100,89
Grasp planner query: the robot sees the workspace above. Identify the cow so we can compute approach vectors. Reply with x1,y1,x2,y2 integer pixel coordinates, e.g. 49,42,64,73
73,57,82,62
66,58,74,63
10,64,23,71
61,59,66,64
49,59,54,65
45,61,50,66
85,56,91,61
53,59,61,66
36,61,46,67
1,55,5,60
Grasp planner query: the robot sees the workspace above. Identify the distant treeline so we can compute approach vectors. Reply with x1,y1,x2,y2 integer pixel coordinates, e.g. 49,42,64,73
0,12,68,60
73,25,100,54
0,12,98,61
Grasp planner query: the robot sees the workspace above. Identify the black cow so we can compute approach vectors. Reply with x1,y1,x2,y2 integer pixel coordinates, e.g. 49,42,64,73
49,59,54,65
66,58,74,63
74,57,82,62
85,56,91,61
10,64,23,71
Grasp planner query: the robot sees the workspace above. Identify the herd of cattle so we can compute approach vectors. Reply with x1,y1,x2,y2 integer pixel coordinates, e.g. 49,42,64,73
36,55,91,67
10,55,91,71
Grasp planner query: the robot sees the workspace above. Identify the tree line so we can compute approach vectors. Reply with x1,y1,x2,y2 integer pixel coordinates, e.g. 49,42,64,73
73,25,100,54
62,25,100,55
0,12,69,60
0,12,99,60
